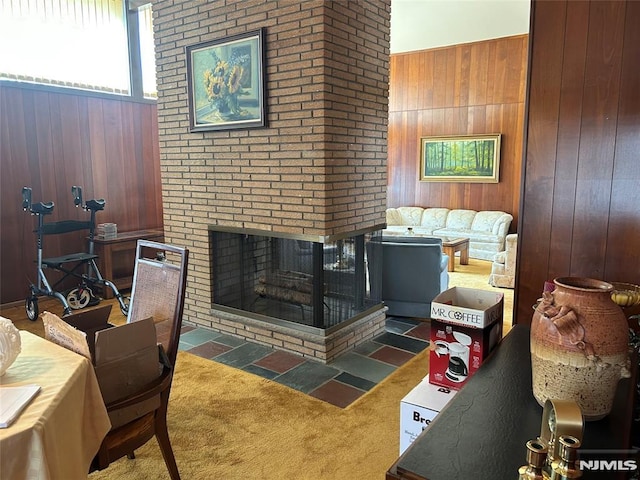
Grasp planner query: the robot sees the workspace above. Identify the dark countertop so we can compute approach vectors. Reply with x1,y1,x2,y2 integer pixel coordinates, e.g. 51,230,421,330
387,324,637,480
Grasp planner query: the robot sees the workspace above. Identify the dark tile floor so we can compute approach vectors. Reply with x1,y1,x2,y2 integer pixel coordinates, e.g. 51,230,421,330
178,317,430,408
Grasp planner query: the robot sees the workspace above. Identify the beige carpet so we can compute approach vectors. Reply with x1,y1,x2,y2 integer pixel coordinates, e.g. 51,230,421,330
85,349,431,480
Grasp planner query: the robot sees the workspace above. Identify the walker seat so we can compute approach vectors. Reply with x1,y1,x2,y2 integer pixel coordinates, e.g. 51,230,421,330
43,253,99,267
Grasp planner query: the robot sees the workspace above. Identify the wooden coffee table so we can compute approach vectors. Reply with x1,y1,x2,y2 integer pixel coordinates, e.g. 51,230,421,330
439,237,469,272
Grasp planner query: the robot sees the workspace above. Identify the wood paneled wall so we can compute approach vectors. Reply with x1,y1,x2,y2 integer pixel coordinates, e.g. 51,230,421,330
516,0,640,324
0,83,163,304
387,35,528,227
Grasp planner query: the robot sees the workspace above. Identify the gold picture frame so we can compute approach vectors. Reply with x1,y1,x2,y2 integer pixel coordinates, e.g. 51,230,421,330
420,134,501,183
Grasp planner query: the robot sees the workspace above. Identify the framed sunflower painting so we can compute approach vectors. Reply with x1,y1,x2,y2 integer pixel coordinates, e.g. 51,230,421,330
186,29,266,132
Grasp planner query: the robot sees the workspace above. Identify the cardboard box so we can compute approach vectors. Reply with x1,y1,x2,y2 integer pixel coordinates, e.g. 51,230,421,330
428,287,504,390
42,305,161,428
399,375,457,455
430,287,504,328
429,318,502,390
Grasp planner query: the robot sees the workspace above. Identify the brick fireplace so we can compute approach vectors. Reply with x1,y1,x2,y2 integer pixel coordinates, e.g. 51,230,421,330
153,1,391,362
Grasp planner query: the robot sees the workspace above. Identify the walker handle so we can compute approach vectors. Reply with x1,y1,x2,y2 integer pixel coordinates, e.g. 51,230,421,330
71,185,105,211
22,187,32,211
72,185,83,207
22,186,54,215
85,199,106,211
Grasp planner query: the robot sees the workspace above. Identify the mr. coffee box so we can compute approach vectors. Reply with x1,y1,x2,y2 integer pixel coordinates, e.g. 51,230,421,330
399,375,457,454
430,287,504,328
429,287,504,390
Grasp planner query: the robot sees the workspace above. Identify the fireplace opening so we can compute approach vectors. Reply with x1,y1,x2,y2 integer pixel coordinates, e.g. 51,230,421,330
209,227,383,330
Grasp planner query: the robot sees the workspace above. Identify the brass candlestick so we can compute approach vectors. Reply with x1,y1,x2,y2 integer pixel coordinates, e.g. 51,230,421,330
518,439,550,480
550,435,582,479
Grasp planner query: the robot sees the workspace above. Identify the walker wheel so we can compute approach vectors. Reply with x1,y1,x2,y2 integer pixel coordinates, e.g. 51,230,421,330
66,287,92,310
25,296,38,321
119,296,130,316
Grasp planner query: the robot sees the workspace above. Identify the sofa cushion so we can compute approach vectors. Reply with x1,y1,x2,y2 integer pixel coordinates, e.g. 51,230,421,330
420,208,449,230
433,229,501,244
386,208,403,225
472,211,512,235
383,226,438,236
444,210,476,230
396,207,425,226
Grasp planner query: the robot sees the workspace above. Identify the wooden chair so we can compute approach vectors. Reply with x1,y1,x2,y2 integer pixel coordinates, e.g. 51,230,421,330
90,240,189,480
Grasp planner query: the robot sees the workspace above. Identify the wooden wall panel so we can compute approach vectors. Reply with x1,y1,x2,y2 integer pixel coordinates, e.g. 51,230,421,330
388,35,528,228
0,83,163,304
516,0,640,325
517,1,566,324
607,0,640,282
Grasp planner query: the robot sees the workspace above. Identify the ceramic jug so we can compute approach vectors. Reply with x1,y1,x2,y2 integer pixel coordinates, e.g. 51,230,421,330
530,277,630,421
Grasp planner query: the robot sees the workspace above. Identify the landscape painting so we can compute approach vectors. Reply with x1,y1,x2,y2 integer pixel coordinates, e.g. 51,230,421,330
420,134,501,183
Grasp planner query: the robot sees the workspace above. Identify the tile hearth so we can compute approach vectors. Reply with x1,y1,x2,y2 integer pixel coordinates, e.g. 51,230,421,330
179,317,430,408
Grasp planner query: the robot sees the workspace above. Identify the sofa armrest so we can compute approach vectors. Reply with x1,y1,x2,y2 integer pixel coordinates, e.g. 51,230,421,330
504,233,518,247
492,213,513,237
493,251,507,264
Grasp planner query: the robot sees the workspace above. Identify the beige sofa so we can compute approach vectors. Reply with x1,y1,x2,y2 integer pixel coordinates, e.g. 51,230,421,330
384,206,513,261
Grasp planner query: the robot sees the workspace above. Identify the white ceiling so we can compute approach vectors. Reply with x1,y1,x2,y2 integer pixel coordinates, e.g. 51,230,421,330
390,0,531,54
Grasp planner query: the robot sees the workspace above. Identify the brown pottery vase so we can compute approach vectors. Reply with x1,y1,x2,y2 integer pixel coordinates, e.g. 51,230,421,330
530,277,630,421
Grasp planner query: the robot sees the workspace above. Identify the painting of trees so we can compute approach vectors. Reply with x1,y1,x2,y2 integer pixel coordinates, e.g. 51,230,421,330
420,134,501,183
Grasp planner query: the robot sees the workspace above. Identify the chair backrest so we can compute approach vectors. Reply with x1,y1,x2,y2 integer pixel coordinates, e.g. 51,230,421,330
127,240,189,368
368,237,444,317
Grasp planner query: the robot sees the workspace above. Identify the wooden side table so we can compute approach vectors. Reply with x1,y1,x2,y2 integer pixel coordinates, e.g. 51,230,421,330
92,229,164,298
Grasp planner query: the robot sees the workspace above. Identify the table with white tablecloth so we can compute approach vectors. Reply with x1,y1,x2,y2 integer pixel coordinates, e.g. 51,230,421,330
0,330,111,479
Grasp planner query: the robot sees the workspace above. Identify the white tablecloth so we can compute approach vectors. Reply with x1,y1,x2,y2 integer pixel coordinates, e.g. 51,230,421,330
0,331,111,479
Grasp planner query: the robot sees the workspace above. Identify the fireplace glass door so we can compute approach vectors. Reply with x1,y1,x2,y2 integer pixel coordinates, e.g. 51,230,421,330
210,230,382,329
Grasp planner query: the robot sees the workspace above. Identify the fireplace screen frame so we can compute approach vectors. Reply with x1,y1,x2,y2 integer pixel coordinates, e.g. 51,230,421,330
209,226,383,331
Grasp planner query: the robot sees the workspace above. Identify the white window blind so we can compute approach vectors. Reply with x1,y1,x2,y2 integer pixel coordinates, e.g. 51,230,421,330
0,0,131,94
137,2,156,98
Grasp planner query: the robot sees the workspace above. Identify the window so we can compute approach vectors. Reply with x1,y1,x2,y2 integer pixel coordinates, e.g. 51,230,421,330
137,3,157,98
0,0,156,99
